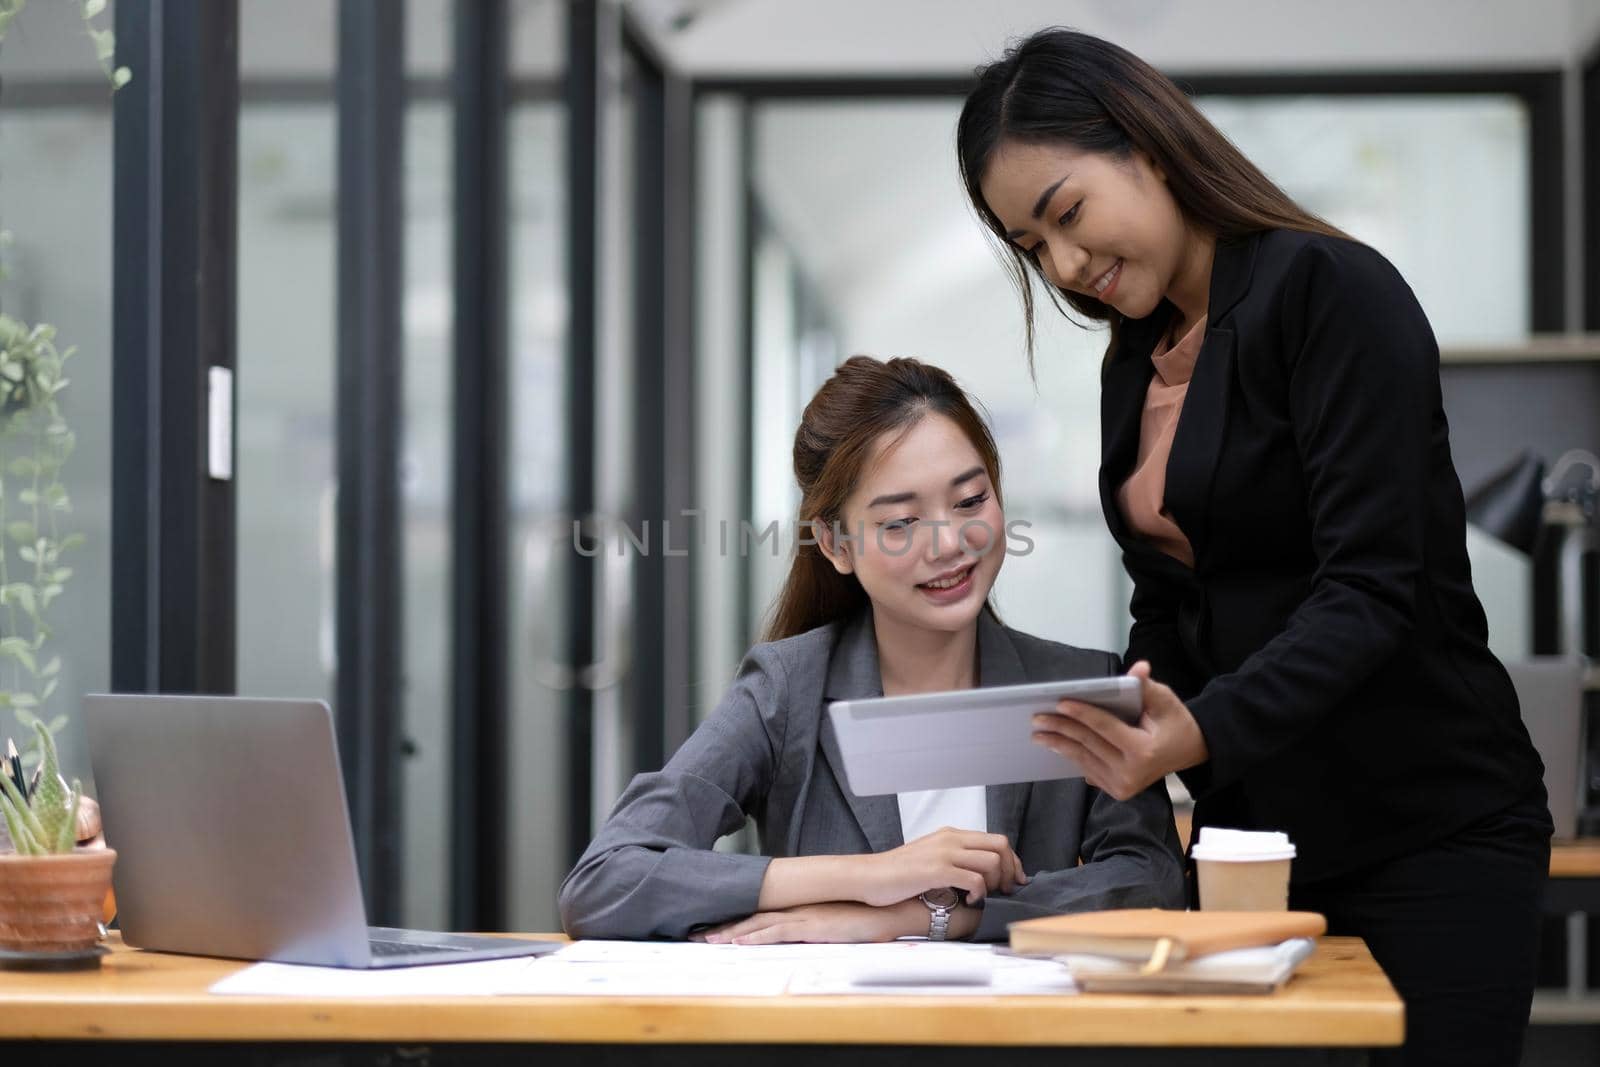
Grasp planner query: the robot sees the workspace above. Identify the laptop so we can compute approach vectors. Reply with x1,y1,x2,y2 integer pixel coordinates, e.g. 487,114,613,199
826,675,1143,796
84,693,565,969
1504,658,1587,840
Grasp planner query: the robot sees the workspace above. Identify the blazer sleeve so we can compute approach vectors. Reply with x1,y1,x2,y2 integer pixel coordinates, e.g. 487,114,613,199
1123,552,1206,700
557,645,787,939
974,784,1187,939
974,652,1187,940
1180,240,1435,797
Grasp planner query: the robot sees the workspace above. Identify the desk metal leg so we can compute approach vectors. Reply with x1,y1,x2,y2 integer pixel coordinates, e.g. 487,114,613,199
1569,911,1589,999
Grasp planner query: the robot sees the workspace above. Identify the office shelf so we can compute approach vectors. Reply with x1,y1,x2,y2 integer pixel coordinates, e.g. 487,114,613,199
1441,334,1600,364
1531,991,1600,1025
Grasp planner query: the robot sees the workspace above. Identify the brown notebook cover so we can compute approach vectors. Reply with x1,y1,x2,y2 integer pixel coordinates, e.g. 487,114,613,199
1008,909,1327,963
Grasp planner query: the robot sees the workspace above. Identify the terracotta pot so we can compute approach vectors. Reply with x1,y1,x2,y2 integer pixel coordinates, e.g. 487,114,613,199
0,848,117,953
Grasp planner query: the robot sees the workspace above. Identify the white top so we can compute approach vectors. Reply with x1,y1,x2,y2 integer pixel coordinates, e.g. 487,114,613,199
896,785,987,845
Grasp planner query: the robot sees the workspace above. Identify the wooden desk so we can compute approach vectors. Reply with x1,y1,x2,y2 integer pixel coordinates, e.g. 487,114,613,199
1550,839,1600,880
1547,838,1600,934
1539,839,1600,1024
0,933,1402,1066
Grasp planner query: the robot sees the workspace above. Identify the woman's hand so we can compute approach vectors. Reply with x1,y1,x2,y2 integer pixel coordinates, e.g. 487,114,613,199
692,899,937,945
857,828,1027,907
756,832,1024,913
1032,661,1209,801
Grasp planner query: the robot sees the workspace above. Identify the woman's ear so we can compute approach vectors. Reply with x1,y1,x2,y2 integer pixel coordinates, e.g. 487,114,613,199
1140,149,1167,184
813,516,855,575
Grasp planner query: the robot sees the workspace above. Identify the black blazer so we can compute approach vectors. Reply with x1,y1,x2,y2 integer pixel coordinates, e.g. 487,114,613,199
1099,228,1547,885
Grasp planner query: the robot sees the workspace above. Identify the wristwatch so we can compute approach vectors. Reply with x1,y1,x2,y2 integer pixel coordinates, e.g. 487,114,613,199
918,887,967,941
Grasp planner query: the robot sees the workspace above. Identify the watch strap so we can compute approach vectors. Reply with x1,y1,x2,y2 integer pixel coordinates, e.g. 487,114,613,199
919,889,961,941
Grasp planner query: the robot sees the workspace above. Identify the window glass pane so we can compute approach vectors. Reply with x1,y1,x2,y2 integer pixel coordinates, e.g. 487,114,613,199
237,0,338,705
399,92,453,931
506,0,571,932
587,38,636,816
750,99,1119,652
1198,95,1529,344
238,0,460,929
236,0,576,929
0,2,113,784
236,103,337,705
239,0,335,77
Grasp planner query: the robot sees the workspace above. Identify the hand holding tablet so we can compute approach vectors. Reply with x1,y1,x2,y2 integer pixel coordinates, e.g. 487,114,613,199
1030,661,1210,802
825,675,1145,797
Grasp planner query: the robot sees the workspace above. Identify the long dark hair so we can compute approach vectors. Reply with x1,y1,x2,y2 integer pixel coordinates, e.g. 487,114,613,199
763,356,1004,642
957,27,1352,371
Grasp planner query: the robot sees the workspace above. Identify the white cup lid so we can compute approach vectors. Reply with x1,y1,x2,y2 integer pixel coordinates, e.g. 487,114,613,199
1190,826,1296,862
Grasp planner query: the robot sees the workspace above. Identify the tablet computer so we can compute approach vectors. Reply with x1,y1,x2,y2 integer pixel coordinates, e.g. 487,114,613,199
825,675,1142,796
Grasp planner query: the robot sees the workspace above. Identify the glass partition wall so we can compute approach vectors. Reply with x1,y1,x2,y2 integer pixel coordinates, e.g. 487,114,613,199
506,0,575,933
730,87,1536,668
234,0,599,930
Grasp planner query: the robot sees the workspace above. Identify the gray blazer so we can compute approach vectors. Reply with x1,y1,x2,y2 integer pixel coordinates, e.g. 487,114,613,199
559,608,1186,941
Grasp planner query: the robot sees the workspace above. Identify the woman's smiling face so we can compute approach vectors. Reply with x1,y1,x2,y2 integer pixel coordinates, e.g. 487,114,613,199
978,140,1189,320
817,412,1005,635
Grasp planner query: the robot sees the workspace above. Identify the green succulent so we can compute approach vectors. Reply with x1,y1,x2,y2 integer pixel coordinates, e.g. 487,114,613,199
0,721,80,855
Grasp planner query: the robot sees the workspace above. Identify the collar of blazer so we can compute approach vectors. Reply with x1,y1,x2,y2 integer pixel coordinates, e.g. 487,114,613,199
815,606,1033,854
1098,230,1262,574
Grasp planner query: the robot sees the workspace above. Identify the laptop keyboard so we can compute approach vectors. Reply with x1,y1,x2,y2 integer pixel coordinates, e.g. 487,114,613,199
368,938,473,958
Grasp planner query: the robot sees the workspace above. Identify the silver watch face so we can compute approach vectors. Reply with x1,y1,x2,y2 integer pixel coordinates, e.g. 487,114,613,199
922,886,962,910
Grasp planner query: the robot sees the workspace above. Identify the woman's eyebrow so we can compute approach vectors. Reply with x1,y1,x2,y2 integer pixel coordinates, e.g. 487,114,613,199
866,466,987,508
1004,173,1073,239
950,464,986,487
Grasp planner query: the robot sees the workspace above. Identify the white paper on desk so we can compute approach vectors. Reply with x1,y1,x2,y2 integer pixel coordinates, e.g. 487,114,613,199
507,939,1031,997
499,960,793,997
210,956,540,997
787,947,1078,997
507,939,932,996
548,939,956,964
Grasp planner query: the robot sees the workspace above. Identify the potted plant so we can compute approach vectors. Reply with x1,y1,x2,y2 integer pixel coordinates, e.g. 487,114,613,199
0,721,114,967
0,0,128,970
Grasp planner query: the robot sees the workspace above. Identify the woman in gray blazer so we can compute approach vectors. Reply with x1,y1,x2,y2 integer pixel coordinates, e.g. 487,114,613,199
560,356,1184,943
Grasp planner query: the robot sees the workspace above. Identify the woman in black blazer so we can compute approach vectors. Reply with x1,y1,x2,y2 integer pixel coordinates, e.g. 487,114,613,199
957,28,1550,1067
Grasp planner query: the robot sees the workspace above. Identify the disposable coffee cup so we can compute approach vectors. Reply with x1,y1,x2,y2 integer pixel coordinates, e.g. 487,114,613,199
1191,827,1295,911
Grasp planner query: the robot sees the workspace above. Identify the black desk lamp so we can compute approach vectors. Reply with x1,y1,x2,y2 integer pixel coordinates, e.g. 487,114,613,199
1466,450,1599,834
1465,451,1546,555
1466,449,1600,656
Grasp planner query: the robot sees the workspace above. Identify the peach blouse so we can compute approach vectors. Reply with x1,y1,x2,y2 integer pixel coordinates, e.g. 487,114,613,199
1114,314,1208,569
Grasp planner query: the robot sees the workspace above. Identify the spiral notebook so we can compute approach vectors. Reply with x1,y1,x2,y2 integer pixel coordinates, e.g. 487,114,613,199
1058,937,1318,994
